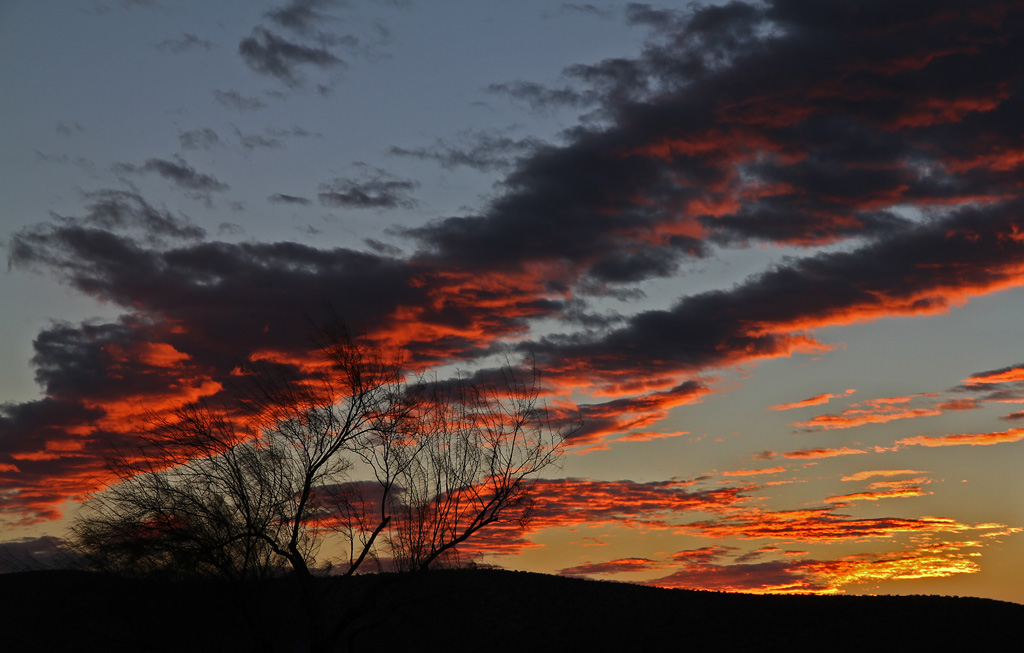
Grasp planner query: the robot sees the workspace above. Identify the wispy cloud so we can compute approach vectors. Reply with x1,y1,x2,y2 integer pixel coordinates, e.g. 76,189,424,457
156,32,213,53
113,156,229,197
897,427,1024,448
213,89,267,112
318,169,418,209
770,389,855,412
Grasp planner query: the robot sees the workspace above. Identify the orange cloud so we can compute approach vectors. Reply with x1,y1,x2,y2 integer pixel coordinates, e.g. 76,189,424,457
827,479,931,504
615,431,689,443
963,364,1024,385
672,545,738,564
721,466,786,478
769,389,855,411
680,507,970,543
792,394,944,431
936,398,981,411
644,541,982,594
897,427,1024,448
564,381,712,448
840,469,927,482
457,477,751,558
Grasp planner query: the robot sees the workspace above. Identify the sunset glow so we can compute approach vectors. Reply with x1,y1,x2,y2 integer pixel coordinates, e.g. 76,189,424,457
1,0,1023,605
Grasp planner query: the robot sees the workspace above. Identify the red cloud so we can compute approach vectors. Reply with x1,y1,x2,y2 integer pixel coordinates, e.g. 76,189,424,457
456,477,752,559
646,542,982,594
680,507,970,543
564,381,711,448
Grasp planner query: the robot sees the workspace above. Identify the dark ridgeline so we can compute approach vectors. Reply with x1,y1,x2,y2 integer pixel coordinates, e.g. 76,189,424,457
2,568,1020,652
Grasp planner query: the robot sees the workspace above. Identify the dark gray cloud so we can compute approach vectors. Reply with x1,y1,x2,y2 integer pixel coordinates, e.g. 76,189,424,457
389,132,543,172
55,122,85,136
556,4,614,19
412,0,1024,288
486,80,600,112
114,156,229,194
213,89,267,112
234,128,282,151
237,0,396,89
178,127,221,150
268,125,315,139
156,32,214,53
269,193,312,205
239,27,345,87
27,190,206,247
524,202,1024,385
265,0,339,35
5,0,1024,525
318,170,418,209
0,536,84,573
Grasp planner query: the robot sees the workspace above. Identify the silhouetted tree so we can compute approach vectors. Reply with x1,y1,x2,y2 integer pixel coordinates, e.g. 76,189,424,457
70,320,574,584
384,366,565,571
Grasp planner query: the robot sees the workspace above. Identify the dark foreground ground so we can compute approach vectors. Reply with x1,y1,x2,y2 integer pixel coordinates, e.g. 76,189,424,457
2,568,1022,652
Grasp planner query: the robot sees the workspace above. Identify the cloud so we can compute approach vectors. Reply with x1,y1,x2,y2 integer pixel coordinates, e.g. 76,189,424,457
213,89,267,112
234,127,282,151
55,121,85,136
680,506,972,543
671,545,737,564
769,389,855,411
793,403,943,431
781,447,866,460
415,0,1023,296
4,220,430,520
840,469,928,483
268,193,312,206
559,557,665,576
963,363,1024,386
897,427,1024,448
113,155,229,194
826,478,931,505
524,203,1024,390
389,132,543,172
5,0,1024,536
12,190,205,253
178,127,221,150
721,466,786,478
265,0,338,35
238,27,344,87
156,32,213,53
565,380,711,448
454,477,751,559
647,543,983,594
0,536,84,572
318,171,418,209
486,80,600,113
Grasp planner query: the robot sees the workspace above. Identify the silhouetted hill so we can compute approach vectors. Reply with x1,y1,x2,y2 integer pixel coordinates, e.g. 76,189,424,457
2,568,1021,652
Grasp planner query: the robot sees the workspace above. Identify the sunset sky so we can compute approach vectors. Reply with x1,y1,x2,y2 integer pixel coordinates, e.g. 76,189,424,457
2,0,1024,602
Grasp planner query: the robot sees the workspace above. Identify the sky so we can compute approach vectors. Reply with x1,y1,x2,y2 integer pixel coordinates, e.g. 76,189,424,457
2,0,1024,602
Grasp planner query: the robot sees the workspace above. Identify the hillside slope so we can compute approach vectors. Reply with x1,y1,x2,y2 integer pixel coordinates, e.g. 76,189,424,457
2,568,1020,652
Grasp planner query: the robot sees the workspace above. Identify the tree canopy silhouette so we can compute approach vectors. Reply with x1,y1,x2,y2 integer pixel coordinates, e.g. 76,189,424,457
71,320,575,581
